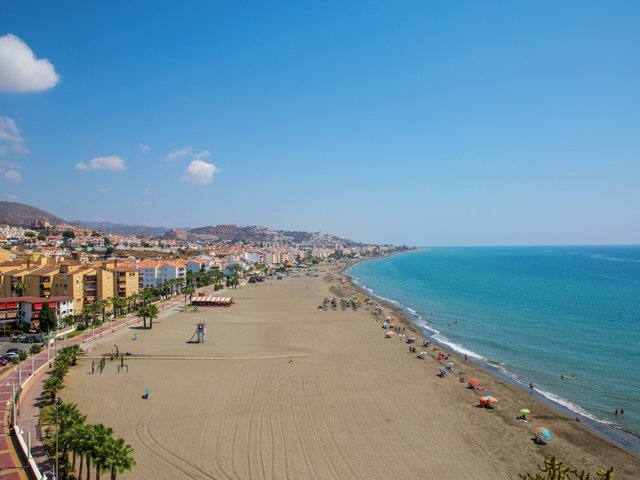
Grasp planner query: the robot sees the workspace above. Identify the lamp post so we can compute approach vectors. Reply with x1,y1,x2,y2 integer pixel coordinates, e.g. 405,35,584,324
55,396,62,480
7,381,16,427
17,354,22,389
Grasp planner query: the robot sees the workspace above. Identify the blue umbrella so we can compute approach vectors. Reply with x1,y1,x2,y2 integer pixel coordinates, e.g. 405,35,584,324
535,427,552,442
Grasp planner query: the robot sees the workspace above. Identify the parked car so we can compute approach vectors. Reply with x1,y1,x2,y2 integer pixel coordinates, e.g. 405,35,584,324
0,358,7,366
2,352,17,360
6,348,24,355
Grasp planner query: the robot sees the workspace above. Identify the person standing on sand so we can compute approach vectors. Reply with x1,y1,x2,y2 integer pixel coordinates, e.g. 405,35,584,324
529,382,534,392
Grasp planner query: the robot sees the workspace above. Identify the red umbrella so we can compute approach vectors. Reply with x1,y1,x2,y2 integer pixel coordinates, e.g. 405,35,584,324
468,379,479,386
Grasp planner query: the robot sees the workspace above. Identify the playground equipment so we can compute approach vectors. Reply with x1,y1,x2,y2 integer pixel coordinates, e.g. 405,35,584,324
188,322,206,344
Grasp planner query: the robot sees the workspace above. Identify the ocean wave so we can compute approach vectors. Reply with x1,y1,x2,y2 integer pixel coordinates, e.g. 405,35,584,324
536,389,610,424
431,334,485,360
589,254,640,263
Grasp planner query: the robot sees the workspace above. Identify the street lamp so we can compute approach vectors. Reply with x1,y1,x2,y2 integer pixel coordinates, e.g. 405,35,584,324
7,381,16,427
55,396,62,480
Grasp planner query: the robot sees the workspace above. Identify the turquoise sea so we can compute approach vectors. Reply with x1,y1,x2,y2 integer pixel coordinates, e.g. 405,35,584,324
347,246,640,442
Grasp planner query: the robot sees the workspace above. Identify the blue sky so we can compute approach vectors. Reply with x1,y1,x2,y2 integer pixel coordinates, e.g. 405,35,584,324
1,1,639,246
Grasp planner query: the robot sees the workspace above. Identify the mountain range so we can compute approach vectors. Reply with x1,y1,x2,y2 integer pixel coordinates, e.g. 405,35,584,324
0,201,363,247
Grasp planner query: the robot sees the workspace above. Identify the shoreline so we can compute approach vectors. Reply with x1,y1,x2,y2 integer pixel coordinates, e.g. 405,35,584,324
340,255,640,457
60,262,640,479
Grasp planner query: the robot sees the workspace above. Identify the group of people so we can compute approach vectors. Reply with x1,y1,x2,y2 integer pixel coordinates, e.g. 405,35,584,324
614,408,625,416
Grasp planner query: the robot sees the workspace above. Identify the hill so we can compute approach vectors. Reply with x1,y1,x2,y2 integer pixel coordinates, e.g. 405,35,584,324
0,201,66,227
71,220,171,237
183,224,362,247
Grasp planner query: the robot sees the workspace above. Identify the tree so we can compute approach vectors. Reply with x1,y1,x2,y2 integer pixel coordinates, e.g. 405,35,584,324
126,293,138,313
82,303,100,327
91,423,114,480
42,376,64,404
136,304,159,329
14,280,27,297
104,437,136,480
37,233,47,241
183,286,195,309
44,401,86,466
38,303,57,332
519,456,616,480
62,230,76,240
99,299,111,324
111,296,126,318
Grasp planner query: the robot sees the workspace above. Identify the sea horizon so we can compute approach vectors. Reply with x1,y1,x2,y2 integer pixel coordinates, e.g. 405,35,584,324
346,246,640,451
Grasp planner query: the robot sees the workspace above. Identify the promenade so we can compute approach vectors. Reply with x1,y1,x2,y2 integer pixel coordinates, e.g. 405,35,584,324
0,297,184,480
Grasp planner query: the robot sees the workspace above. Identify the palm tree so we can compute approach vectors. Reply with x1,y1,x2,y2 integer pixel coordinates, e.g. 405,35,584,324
59,344,85,366
183,285,195,309
14,280,27,297
44,402,86,465
126,294,138,313
104,437,136,480
136,304,159,329
175,277,185,295
99,299,111,324
111,296,126,317
82,303,100,328
63,425,84,474
91,423,114,480
42,375,64,404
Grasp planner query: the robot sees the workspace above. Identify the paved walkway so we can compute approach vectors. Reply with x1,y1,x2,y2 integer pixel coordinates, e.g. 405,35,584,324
0,296,186,479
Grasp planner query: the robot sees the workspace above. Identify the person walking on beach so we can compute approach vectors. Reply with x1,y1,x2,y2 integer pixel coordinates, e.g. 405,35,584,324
529,382,534,393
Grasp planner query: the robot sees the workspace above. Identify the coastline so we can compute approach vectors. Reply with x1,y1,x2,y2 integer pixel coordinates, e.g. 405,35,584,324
59,262,640,479
340,255,640,457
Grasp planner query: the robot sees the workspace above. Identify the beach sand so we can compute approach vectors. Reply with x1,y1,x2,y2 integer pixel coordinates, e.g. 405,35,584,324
62,265,640,479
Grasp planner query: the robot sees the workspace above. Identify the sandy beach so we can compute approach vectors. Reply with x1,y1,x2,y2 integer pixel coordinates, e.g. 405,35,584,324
62,264,640,479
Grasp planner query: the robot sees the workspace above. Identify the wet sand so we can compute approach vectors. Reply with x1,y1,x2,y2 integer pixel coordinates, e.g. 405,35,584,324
62,266,640,479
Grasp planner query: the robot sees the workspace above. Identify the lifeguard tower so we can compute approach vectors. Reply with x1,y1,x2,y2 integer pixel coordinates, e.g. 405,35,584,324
189,322,206,343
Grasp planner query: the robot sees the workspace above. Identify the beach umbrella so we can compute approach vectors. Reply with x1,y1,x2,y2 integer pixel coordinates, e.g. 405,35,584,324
535,427,552,442
447,361,454,367
439,367,447,373
486,397,498,404
479,397,489,404
519,409,530,414
468,379,479,386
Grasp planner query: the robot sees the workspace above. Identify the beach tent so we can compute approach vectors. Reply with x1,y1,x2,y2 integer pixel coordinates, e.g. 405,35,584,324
191,296,234,307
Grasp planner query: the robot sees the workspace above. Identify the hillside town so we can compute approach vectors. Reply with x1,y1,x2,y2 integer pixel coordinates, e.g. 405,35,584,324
0,217,403,332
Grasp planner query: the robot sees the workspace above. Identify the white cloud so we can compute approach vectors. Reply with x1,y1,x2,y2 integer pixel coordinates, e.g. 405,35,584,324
0,116,29,155
97,187,110,194
4,192,19,201
4,169,22,182
76,155,126,172
166,145,192,161
181,159,220,185
0,34,60,93
139,143,151,153
194,149,211,159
